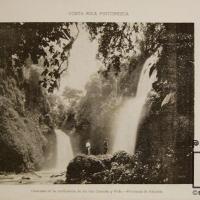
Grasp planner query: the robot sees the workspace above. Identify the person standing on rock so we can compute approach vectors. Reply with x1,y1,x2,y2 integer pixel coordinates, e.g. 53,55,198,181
103,138,108,154
86,141,91,155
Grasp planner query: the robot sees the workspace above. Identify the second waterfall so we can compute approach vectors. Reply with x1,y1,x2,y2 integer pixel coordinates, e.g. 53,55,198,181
112,47,162,154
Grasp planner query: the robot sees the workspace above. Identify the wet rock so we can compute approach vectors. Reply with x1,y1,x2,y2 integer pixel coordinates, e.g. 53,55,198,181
21,176,31,180
66,154,106,183
54,179,66,184
50,171,65,178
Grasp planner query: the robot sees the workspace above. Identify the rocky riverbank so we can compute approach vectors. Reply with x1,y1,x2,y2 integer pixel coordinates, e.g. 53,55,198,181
0,170,66,185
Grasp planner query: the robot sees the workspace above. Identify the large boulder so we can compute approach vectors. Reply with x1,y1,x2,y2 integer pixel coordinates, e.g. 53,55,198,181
66,154,106,183
66,152,134,184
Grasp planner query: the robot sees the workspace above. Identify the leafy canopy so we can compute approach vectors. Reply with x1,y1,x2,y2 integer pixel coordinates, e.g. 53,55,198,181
0,22,78,92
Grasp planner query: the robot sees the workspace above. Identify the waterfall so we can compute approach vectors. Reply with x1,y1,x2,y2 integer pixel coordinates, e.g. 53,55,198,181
55,129,73,171
112,47,162,154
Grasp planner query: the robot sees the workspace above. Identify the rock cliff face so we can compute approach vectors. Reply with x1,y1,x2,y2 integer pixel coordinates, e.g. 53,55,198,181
0,66,56,172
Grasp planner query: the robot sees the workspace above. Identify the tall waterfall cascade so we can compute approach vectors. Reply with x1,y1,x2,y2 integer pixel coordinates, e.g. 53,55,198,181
112,47,162,154
55,129,73,171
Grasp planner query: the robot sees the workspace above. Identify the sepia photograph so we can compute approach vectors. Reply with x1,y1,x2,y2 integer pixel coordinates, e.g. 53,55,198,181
0,22,194,185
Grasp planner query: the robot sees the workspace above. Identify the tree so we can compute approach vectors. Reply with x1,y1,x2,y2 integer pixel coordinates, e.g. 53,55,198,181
86,23,138,76
62,86,82,102
86,23,165,77
0,22,79,92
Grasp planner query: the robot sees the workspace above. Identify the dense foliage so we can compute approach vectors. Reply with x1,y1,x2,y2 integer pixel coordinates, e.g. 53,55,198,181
0,23,78,92
0,67,56,172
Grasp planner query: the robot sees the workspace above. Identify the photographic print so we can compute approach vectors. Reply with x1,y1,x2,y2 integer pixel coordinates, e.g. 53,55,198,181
0,22,194,185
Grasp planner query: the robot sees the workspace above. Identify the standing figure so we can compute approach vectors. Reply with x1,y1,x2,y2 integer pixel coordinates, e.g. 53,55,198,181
103,138,108,154
86,141,91,155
